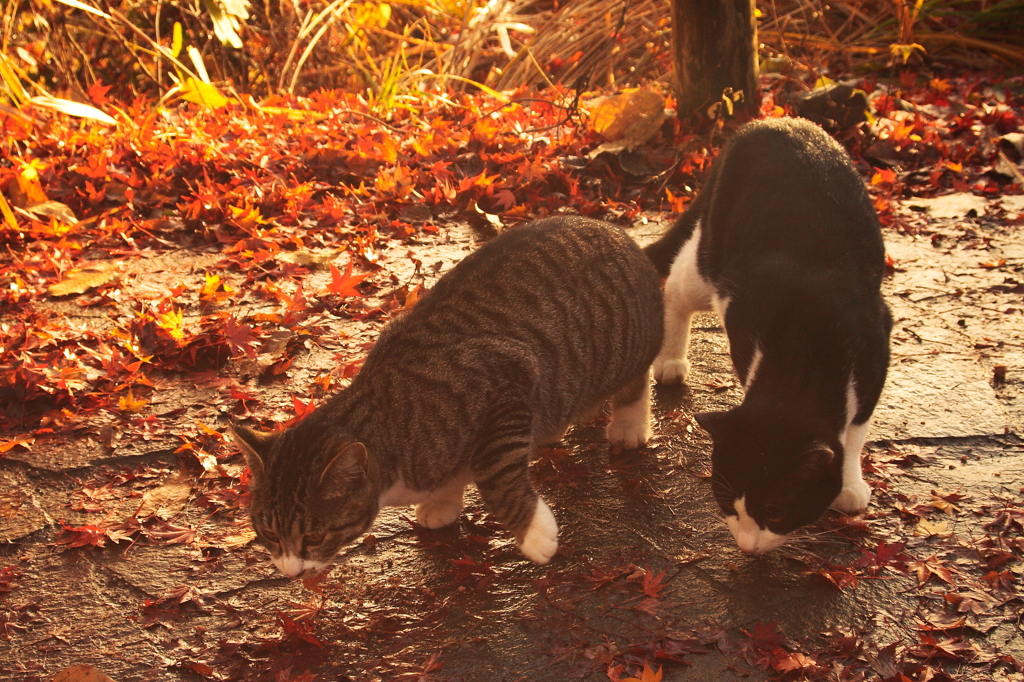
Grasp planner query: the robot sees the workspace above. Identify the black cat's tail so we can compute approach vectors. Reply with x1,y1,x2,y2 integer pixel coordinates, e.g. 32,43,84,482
643,165,716,278
643,212,698,278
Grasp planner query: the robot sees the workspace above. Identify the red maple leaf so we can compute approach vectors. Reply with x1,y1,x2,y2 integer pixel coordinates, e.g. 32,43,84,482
223,316,259,359
492,189,517,211
641,568,667,599
87,80,112,106
324,260,369,297
853,540,911,576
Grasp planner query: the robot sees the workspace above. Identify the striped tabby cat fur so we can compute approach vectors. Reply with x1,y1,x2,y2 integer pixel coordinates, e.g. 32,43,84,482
231,216,663,578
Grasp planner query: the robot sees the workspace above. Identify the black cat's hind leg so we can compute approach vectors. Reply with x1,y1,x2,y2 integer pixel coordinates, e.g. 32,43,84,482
472,408,558,564
606,372,652,450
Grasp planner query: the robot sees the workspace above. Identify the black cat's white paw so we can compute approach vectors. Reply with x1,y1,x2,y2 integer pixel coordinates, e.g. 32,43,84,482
831,480,871,514
519,498,558,564
652,357,690,384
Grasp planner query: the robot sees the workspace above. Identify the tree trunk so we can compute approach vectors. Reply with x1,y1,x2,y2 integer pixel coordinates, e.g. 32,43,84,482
672,0,759,120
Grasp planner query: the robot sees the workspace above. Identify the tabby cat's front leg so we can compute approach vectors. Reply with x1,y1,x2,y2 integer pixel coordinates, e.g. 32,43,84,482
472,409,558,564
415,477,468,529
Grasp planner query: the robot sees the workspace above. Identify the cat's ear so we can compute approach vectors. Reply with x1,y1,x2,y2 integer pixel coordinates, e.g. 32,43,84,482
694,411,730,439
228,423,279,478
318,441,369,488
804,447,835,471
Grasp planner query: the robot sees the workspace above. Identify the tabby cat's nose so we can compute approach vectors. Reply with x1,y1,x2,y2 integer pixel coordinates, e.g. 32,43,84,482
273,554,306,578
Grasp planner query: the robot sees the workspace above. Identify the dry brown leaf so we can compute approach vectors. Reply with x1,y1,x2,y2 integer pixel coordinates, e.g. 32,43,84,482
47,262,121,297
196,527,256,550
24,200,78,224
277,248,342,269
914,519,952,538
135,472,192,520
589,89,666,152
52,665,117,682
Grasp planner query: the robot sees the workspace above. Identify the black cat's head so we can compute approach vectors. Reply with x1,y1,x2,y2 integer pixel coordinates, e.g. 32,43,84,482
229,423,378,579
695,406,843,554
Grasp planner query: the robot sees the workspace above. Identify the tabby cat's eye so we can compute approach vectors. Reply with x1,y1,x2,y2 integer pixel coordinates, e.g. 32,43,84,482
304,532,326,547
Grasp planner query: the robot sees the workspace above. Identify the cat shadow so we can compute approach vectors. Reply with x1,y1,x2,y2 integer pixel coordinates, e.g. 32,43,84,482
651,381,695,415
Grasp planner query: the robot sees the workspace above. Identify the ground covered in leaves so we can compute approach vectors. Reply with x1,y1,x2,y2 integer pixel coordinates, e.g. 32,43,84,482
1,72,1024,681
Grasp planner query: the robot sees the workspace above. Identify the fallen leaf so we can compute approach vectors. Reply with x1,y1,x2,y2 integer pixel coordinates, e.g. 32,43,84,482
23,200,78,224
914,519,952,538
47,262,121,297
118,388,147,413
51,664,117,682
904,193,987,219
324,260,369,297
135,472,192,520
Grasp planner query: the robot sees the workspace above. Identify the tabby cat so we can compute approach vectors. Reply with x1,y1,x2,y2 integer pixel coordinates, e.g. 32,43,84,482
645,117,892,554
231,216,663,577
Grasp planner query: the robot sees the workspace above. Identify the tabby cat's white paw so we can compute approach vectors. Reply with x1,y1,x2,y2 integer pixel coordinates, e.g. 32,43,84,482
831,480,871,514
415,496,463,529
606,418,651,450
519,498,558,564
652,357,690,384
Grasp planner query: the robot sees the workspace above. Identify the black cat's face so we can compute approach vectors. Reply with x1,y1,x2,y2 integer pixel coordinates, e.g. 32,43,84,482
696,409,843,554
230,425,378,578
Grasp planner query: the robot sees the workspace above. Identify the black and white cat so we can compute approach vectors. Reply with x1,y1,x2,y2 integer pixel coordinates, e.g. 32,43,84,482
645,117,892,554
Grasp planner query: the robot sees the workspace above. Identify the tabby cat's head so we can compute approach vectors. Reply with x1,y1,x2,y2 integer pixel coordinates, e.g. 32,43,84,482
230,424,378,579
696,407,843,554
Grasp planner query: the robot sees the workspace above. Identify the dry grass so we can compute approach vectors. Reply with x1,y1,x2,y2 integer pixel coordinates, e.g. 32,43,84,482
0,0,1021,109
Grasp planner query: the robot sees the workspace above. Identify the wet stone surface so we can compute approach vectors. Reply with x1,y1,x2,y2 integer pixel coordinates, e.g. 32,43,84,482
1,212,1023,681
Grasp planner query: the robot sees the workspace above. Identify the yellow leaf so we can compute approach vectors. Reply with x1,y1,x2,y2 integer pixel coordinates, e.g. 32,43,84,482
813,76,836,90
180,77,230,108
118,388,147,413
47,262,120,297
889,42,926,64
156,309,186,340
16,163,48,205
0,190,18,230
172,21,184,58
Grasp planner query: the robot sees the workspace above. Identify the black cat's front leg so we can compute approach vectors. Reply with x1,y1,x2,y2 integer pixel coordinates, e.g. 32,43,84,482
472,409,558,564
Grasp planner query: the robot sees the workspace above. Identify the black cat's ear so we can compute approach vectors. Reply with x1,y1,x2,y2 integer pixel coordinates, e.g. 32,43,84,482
319,441,368,488
805,447,835,471
694,411,730,439
228,423,279,478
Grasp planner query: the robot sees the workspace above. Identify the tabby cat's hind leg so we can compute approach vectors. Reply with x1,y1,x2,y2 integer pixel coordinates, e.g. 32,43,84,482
473,408,558,564
606,373,652,449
